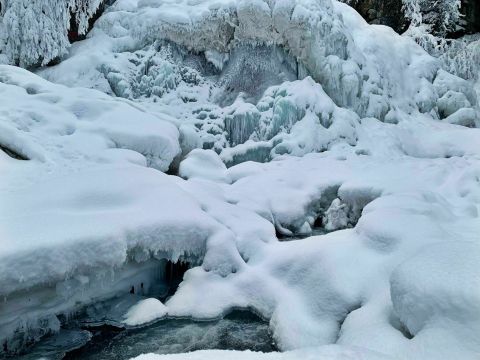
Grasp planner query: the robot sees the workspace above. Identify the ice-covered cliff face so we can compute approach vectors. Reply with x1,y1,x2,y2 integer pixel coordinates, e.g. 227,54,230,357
1,0,480,359
38,0,479,165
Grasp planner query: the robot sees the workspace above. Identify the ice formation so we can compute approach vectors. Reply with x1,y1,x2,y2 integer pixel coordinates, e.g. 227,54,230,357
0,0,479,359
37,0,479,163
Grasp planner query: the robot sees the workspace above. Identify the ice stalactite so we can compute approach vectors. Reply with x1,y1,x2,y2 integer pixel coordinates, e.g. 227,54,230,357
220,77,359,167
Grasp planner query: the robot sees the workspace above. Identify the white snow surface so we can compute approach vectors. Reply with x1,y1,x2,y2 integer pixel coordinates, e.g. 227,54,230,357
164,146,480,360
179,149,231,183
1,0,480,359
123,298,168,326
0,68,213,294
131,345,397,360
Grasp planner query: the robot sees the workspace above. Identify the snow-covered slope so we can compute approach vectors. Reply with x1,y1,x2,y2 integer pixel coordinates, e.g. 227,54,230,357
0,0,480,359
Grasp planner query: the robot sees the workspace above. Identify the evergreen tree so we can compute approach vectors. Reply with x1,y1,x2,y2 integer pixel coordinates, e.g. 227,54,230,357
0,0,103,67
403,0,462,36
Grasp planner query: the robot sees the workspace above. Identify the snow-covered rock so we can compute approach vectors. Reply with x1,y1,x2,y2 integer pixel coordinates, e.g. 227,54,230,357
390,242,480,336
123,298,168,326
179,149,231,183
0,65,180,171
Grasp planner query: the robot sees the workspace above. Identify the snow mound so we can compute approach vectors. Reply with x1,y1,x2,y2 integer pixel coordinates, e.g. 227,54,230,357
0,65,180,171
123,298,168,326
391,241,480,335
179,149,231,183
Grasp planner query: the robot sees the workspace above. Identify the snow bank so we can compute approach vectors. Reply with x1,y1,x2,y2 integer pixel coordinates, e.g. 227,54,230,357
0,65,180,171
0,66,214,350
130,345,397,360
391,241,480,335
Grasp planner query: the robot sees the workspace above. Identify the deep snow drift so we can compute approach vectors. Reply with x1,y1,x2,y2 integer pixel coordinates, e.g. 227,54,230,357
0,0,479,359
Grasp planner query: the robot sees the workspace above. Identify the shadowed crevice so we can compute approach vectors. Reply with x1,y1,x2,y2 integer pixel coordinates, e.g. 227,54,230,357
0,144,29,160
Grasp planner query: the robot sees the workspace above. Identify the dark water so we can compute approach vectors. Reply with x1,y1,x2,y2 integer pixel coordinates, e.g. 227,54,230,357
11,260,276,360
278,227,328,241
17,310,276,360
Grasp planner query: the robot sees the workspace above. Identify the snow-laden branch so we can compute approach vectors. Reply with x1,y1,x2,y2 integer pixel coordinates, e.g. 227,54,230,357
0,0,104,67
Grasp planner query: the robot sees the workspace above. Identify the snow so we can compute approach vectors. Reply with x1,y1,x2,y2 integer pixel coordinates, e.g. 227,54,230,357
0,65,217,349
123,298,168,326
445,108,479,127
1,0,480,359
130,345,397,360
163,148,480,360
390,241,480,336
0,65,180,171
390,242,480,359
32,0,478,171
179,149,231,183
323,198,350,231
